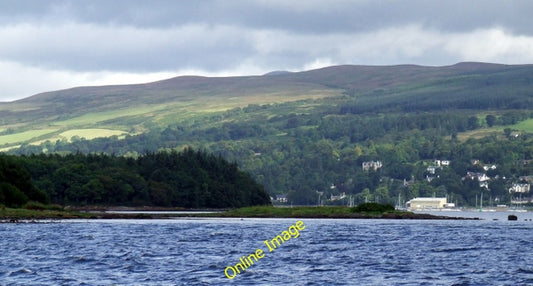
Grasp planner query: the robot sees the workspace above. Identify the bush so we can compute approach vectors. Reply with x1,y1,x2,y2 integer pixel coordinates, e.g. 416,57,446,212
25,201,47,210
352,202,395,213
25,201,63,211
0,183,29,208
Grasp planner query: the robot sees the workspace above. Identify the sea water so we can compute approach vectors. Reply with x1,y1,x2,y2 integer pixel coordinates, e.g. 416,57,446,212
1,215,533,285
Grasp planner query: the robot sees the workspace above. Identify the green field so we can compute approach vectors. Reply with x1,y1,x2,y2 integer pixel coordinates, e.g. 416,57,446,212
0,129,59,145
52,104,170,126
457,118,533,141
511,119,533,132
457,127,503,141
0,128,129,150
59,129,128,141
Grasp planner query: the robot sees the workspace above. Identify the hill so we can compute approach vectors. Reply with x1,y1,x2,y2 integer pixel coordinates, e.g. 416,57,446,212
2,62,533,207
2,62,532,151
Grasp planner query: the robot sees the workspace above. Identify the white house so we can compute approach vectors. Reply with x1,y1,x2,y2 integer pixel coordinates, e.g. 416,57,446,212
483,164,497,171
427,166,437,175
434,160,450,167
466,172,490,182
509,183,530,193
330,192,346,201
362,161,382,171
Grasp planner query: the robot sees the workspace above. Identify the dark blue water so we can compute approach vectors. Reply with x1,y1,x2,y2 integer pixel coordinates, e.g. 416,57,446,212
1,217,533,285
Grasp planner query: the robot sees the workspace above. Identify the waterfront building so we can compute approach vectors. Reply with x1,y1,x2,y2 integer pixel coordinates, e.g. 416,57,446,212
406,197,447,210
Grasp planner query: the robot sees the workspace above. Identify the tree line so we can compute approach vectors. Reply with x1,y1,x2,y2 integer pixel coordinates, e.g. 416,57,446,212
0,149,271,208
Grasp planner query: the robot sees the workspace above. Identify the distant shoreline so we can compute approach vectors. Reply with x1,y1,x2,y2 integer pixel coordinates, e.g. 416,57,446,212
1,206,478,222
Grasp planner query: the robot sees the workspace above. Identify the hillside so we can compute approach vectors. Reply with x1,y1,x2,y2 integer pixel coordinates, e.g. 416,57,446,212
2,62,533,207
2,62,532,151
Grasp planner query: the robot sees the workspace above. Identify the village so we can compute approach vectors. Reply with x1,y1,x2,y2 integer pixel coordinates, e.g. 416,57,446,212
272,158,533,211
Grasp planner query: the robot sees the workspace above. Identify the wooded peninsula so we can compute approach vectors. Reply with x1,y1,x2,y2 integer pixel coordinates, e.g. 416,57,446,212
0,149,270,208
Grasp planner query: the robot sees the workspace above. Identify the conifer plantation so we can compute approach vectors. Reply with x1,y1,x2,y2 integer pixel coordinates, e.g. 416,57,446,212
0,149,271,208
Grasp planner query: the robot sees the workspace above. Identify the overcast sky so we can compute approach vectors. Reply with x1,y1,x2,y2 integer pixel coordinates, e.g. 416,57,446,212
1,0,532,102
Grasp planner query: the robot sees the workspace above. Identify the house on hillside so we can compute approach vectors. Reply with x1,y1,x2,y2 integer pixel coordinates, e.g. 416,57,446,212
403,176,415,187
427,166,437,175
519,176,533,184
275,194,288,203
427,160,450,175
465,171,489,182
434,159,450,166
362,161,382,171
330,192,346,201
483,164,497,171
509,183,530,193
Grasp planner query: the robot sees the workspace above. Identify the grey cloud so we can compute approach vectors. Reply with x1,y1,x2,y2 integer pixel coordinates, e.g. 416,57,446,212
0,23,257,73
1,0,532,35
1,0,533,101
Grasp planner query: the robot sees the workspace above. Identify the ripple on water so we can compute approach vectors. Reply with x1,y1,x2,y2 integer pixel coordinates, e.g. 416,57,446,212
1,219,533,285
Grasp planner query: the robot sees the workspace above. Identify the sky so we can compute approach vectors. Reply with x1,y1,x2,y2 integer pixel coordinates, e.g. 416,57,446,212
1,0,533,102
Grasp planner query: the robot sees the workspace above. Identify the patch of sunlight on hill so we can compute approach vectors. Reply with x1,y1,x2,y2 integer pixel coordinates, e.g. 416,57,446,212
0,129,59,145
59,129,128,141
511,119,533,132
457,128,503,141
0,145,20,152
457,119,533,141
53,105,169,126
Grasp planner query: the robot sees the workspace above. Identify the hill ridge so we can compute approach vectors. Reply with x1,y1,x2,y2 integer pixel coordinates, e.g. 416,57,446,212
3,62,514,101
5,61,526,105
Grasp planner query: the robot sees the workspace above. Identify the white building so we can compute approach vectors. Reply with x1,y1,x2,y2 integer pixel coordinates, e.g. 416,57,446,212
483,165,497,171
466,172,489,182
362,161,382,171
406,197,447,210
434,160,450,166
509,183,530,193
330,192,346,201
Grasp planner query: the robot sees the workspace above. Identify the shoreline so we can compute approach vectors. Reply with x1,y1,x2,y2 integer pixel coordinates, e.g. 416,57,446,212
0,206,479,222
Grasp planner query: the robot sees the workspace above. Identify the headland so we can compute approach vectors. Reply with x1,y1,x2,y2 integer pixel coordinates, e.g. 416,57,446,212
1,203,476,222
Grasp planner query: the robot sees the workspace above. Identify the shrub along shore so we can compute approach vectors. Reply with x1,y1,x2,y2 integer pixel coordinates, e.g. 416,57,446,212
205,205,472,219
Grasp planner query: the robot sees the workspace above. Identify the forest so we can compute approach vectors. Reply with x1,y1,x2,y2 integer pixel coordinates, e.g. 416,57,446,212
9,98,533,208
0,149,271,208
